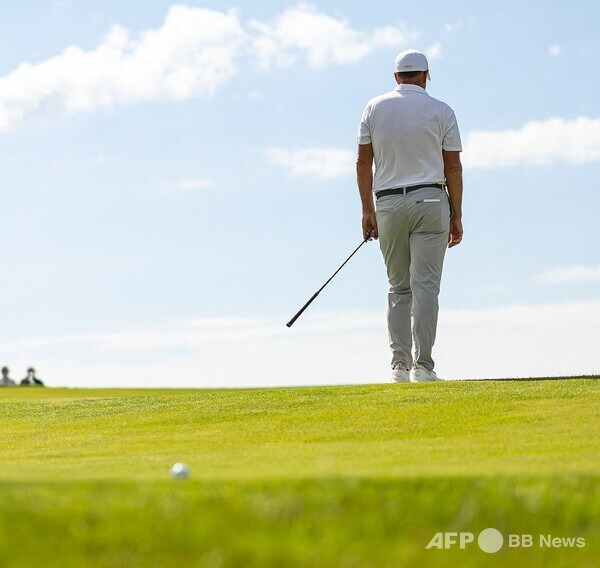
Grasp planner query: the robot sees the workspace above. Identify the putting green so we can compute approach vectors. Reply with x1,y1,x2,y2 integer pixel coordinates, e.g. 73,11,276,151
0,378,598,566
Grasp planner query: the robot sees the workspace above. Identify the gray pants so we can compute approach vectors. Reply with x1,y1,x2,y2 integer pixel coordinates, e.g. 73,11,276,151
376,187,450,371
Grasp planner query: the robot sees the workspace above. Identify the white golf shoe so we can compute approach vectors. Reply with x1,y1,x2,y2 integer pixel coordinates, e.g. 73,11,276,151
391,365,410,383
410,368,443,383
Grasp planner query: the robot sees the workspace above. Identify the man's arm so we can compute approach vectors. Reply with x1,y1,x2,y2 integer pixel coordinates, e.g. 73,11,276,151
443,149,463,248
356,143,378,240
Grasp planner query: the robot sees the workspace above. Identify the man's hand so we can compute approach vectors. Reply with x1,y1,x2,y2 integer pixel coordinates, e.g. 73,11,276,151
448,218,463,248
362,213,378,240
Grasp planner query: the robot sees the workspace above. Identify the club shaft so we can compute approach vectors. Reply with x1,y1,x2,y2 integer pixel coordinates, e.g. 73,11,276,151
286,238,368,327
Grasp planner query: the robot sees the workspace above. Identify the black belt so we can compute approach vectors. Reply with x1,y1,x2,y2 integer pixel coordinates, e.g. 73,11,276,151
375,183,444,199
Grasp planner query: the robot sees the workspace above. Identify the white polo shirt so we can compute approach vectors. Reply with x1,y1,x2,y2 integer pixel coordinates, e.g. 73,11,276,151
357,84,462,192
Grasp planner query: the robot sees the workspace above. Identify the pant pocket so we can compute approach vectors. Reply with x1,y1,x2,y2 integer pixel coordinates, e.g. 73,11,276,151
413,196,449,233
441,194,450,232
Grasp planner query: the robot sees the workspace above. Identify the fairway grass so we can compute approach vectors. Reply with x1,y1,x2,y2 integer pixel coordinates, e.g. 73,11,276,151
0,379,598,566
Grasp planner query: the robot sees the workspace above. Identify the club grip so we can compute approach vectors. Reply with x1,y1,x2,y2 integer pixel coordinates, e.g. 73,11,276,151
286,291,320,328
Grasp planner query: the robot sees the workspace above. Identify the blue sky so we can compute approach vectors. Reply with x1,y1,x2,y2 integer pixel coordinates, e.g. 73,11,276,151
0,1,598,387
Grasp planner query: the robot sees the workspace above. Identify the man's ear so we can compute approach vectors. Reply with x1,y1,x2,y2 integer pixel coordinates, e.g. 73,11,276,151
393,73,400,85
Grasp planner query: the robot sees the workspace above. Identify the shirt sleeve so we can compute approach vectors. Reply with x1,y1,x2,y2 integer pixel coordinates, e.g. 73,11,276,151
357,104,372,145
442,107,462,151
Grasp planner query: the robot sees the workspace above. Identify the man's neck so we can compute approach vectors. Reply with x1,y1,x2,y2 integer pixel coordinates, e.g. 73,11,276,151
397,80,426,90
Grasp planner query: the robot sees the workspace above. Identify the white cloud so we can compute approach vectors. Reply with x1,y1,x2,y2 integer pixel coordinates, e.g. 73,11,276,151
249,3,417,69
2,300,598,388
0,311,387,388
267,115,600,178
173,178,213,191
462,116,600,169
0,4,420,131
549,44,561,56
532,264,600,284
443,21,461,33
437,300,600,379
0,5,245,131
265,147,354,179
426,41,442,60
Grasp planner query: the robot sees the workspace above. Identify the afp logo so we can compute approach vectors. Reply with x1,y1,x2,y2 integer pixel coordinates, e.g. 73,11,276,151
426,528,504,553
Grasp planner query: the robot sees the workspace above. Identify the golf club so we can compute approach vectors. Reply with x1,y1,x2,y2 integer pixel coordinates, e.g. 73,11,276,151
286,237,370,328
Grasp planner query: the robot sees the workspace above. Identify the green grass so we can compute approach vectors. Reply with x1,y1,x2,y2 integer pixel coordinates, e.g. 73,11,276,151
0,379,598,566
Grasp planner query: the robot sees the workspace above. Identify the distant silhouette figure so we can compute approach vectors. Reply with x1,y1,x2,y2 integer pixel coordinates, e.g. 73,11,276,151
0,366,16,387
20,367,44,387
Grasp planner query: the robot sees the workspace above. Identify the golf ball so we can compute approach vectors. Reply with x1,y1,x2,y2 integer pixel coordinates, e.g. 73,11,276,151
170,462,190,479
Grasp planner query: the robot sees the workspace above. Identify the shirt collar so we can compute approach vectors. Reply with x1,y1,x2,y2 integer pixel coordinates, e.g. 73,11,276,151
394,84,427,94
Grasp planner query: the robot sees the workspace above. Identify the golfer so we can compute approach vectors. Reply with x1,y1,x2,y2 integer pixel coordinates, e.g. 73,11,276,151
356,49,463,383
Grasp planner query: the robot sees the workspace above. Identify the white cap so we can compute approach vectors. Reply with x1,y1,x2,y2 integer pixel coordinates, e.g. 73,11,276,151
394,49,431,80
